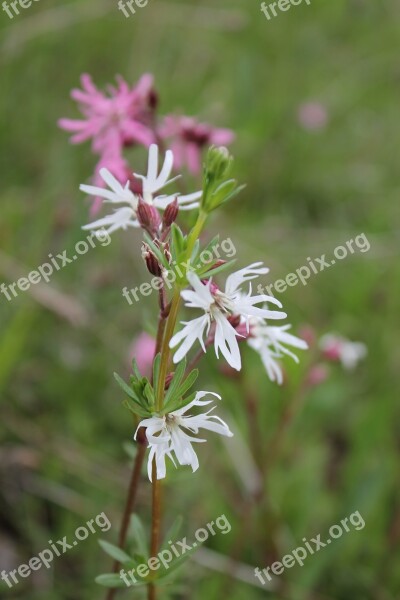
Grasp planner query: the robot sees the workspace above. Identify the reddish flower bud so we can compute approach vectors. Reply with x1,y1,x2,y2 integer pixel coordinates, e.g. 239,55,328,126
137,198,161,233
162,199,179,228
141,243,162,277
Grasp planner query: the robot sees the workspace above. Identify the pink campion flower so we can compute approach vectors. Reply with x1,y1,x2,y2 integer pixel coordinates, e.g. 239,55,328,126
59,74,157,213
59,73,156,152
129,333,156,378
159,115,235,175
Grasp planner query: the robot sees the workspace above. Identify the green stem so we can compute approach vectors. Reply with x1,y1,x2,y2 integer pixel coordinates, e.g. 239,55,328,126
186,210,207,261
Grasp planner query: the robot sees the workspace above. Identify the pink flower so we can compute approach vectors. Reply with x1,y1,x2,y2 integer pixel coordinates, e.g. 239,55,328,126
297,101,328,131
129,333,156,378
319,334,367,370
59,73,156,152
159,115,235,175
59,74,157,213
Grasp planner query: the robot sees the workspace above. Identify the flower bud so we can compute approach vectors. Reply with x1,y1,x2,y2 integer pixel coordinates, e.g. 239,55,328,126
141,243,162,277
162,199,179,228
137,198,161,233
201,146,244,214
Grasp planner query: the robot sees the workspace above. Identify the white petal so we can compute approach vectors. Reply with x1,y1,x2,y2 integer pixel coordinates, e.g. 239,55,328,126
99,168,126,194
173,391,221,416
79,184,119,203
169,315,210,363
156,149,174,190
183,413,233,437
82,207,138,234
147,144,159,183
186,271,214,308
213,312,242,371
225,263,269,296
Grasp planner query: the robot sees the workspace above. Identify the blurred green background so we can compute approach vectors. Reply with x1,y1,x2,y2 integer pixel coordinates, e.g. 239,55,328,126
1,0,399,598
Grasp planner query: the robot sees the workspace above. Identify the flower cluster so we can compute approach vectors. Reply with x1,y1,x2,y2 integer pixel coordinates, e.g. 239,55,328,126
59,74,234,214
74,140,309,480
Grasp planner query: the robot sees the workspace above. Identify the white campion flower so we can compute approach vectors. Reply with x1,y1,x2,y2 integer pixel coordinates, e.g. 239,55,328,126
246,321,308,385
80,144,202,234
135,391,233,481
169,264,287,371
319,333,367,370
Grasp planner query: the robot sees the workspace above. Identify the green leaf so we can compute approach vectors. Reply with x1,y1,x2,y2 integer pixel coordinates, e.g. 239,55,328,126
123,399,151,419
131,359,142,380
153,544,200,583
95,573,128,588
162,391,197,415
200,258,237,279
163,359,186,407
176,369,199,399
128,515,149,558
161,516,184,551
143,382,155,407
170,223,186,257
114,372,137,401
98,540,132,564
193,235,219,266
190,239,200,263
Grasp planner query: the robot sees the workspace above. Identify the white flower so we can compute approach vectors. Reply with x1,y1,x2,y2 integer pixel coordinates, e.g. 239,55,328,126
319,333,367,370
169,264,287,371
81,144,202,234
247,321,308,384
135,391,233,481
